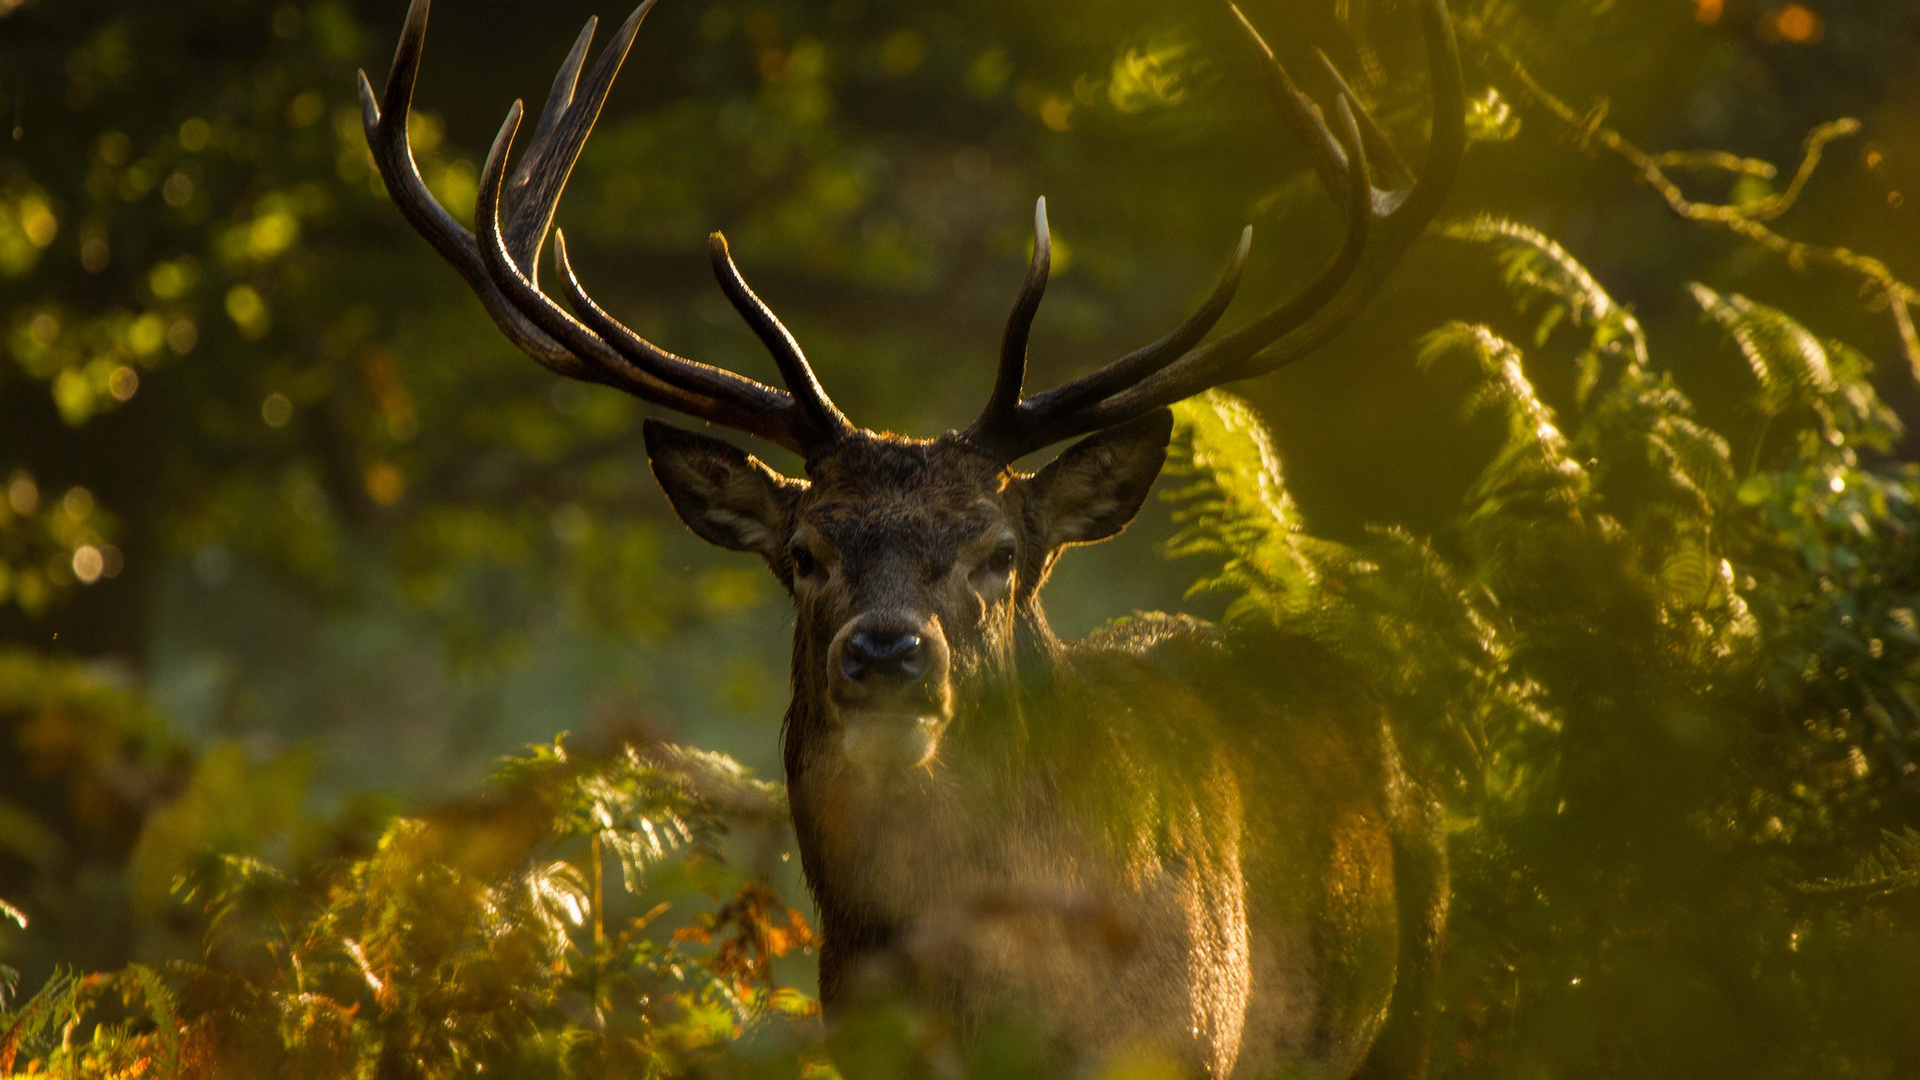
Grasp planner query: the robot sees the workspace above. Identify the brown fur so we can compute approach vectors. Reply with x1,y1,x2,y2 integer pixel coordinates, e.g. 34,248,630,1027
643,417,1446,1080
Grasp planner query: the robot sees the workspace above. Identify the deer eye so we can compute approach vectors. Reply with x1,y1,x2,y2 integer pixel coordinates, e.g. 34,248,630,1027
987,544,1016,575
789,545,818,579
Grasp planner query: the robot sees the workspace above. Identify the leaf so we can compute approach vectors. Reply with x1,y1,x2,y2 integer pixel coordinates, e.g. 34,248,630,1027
1440,215,1649,378
1802,827,1920,905
1160,391,1317,617
1658,538,1714,609
1417,322,1590,518
1690,284,1836,417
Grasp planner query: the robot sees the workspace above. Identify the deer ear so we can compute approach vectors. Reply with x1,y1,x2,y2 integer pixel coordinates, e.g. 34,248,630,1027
1029,408,1173,549
644,419,802,557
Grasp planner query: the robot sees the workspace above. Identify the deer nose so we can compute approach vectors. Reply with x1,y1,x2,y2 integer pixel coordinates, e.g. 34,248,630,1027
843,628,926,684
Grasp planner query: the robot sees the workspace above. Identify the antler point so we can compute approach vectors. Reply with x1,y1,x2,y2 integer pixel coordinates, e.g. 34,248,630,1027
403,0,431,33
622,0,661,38
356,70,379,121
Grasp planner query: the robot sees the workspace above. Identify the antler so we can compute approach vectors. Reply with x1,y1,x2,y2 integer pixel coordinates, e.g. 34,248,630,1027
359,0,850,456
964,0,1466,462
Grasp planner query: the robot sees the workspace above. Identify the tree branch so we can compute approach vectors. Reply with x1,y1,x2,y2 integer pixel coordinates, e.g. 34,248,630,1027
1461,26,1920,383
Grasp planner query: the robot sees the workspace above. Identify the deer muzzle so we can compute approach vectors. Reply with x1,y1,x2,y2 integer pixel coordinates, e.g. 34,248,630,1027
827,615,953,772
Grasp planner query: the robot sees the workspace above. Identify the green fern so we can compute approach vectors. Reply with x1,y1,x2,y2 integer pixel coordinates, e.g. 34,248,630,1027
0,738,820,1078
1417,322,1591,524
1163,390,1322,623
1441,215,1649,405
1803,827,1920,905
1691,284,1837,418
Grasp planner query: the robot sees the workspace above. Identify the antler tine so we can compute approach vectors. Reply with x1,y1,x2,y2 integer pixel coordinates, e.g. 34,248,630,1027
1015,94,1372,451
357,0,587,376
964,223,1251,460
1214,0,1462,374
1024,226,1251,419
710,233,853,445
500,1,652,279
1392,0,1466,232
1311,48,1414,191
516,17,596,186
965,197,1052,446
364,0,847,456
966,0,1463,461
1227,2,1364,218
473,101,815,454
550,229,780,407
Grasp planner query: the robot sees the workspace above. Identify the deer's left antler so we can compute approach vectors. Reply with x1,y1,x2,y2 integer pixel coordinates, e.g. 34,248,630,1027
963,0,1465,462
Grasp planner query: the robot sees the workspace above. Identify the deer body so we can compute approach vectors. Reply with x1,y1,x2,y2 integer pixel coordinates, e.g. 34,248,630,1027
730,434,1441,1079
795,618,1422,1078
363,0,1462,1073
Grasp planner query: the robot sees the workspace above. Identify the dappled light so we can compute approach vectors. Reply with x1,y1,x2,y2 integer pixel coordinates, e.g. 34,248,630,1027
2,0,1918,1075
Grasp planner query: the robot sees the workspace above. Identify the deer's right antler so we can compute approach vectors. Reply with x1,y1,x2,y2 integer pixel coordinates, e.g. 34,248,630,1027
358,0,850,456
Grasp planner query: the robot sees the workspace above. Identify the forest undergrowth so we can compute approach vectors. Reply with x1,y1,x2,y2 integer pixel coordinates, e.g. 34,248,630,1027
3,218,1918,1077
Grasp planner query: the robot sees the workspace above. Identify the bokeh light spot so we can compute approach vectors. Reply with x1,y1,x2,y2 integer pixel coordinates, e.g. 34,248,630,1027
72,545,104,584
162,171,194,207
19,196,57,248
286,91,326,129
226,284,270,339
128,313,166,355
80,235,110,272
166,318,198,354
178,117,211,152
1040,97,1074,132
7,474,39,515
880,31,925,76
365,463,406,506
108,366,139,401
1759,4,1824,43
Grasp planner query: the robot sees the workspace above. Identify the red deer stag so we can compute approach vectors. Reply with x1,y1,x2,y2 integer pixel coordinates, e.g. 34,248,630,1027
361,0,1463,1075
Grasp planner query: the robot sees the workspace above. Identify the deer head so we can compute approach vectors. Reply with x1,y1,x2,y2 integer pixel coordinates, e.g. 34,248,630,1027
359,0,1463,779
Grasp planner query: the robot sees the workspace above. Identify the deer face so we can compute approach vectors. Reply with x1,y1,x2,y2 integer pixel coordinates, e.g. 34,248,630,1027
644,411,1172,776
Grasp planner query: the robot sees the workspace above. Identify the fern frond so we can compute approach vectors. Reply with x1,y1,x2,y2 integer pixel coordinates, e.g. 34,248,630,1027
1823,340,1906,450
0,971,70,1074
1645,415,1737,510
1691,284,1837,416
1802,827,1920,904
1419,323,1590,517
1162,391,1317,616
1441,215,1649,383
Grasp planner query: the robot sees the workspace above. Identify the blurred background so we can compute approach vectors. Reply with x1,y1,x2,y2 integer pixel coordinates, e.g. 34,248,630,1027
1,0,1917,1072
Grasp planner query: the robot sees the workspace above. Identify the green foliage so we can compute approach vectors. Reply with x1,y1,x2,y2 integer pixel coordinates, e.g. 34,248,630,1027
0,738,822,1079
0,476,118,617
1161,217,1920,1077
1804,827,1920,907
2,0,1918,1075
0,650,191,991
